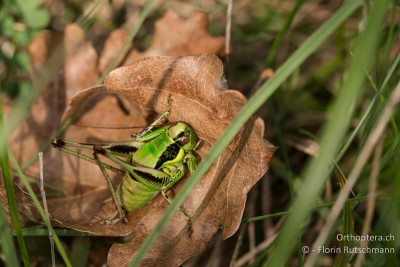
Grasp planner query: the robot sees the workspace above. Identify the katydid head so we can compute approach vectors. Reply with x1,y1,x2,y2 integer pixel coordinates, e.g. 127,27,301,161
168,122,197,151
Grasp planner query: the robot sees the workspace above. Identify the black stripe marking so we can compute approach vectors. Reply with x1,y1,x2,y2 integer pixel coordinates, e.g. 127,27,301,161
108,145,138,154
128,172,163,187
155,143,180,169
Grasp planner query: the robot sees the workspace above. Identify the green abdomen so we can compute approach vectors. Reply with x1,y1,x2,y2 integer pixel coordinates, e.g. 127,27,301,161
120,173,158,211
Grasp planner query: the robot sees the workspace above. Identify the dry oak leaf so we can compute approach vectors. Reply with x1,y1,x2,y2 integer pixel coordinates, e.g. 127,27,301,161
2,18,267,267
4,8,226,229
97,54,275,266
0,185,41,226
3,52,274,265
98,10,225,73
123,10,225,65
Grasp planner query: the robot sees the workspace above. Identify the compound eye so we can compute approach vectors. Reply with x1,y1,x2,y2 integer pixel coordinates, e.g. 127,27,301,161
178,131,189,146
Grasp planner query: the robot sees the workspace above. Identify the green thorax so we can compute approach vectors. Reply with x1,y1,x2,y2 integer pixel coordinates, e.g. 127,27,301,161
132,130,181,169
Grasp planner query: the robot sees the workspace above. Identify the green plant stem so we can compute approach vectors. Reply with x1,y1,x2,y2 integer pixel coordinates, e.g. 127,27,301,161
0,204,19,267
0,94,30,266
98,0,155,84
9,151,72,267
241,196,368,224
0,0,111,172
15,226,96,236
129,0,363,266
336,52,400,163
265,0,389,266
20,0,154,172
0,152,30,267
21,116,73,171
265,0,305,66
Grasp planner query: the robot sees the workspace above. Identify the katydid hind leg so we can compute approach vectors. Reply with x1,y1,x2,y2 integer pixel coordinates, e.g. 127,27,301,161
51,138,123,174
93,146,127,224
100,149,168,187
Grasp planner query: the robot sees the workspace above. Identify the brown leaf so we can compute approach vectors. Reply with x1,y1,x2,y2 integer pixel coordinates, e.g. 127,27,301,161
4,8,226,225
101,54,275,266
124,11,225,65
285,135,319,156
3,15,271,267
64,24,100,99
27,30,63,74
0,184,42,226
98,29,131,74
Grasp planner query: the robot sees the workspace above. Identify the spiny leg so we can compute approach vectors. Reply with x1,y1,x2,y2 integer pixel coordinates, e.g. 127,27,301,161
52,142,122,174
93,145,127,224
159,164,191,227
51,138,145,170
161,188,192,234
184,152,197,174
131,96,172,139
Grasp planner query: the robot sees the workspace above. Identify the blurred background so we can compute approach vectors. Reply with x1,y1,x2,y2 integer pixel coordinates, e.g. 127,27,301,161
1,0,399,266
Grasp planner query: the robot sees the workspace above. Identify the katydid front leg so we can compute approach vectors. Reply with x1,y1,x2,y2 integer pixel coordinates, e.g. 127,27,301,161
184,152,196,173
161,188,193,234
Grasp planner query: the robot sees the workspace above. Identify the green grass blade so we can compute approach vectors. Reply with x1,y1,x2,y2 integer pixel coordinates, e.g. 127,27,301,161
0,93,30,266
70,237,91,267
334,190,354,266
0,151,30,266
268,101,295,195
265,0,305,66
98,0,155,84
336,52,400,163
129,0,364,265
16,226,95,236
388,132,400,253
20,0,155,172
265,0,390,266
8,152,72,267
0,0,114,171
0,52,63,157
241,196,368,224
2,1,105,160
75,0,108,30
1,2,156,265
21,117,74,171
0,205,19,267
